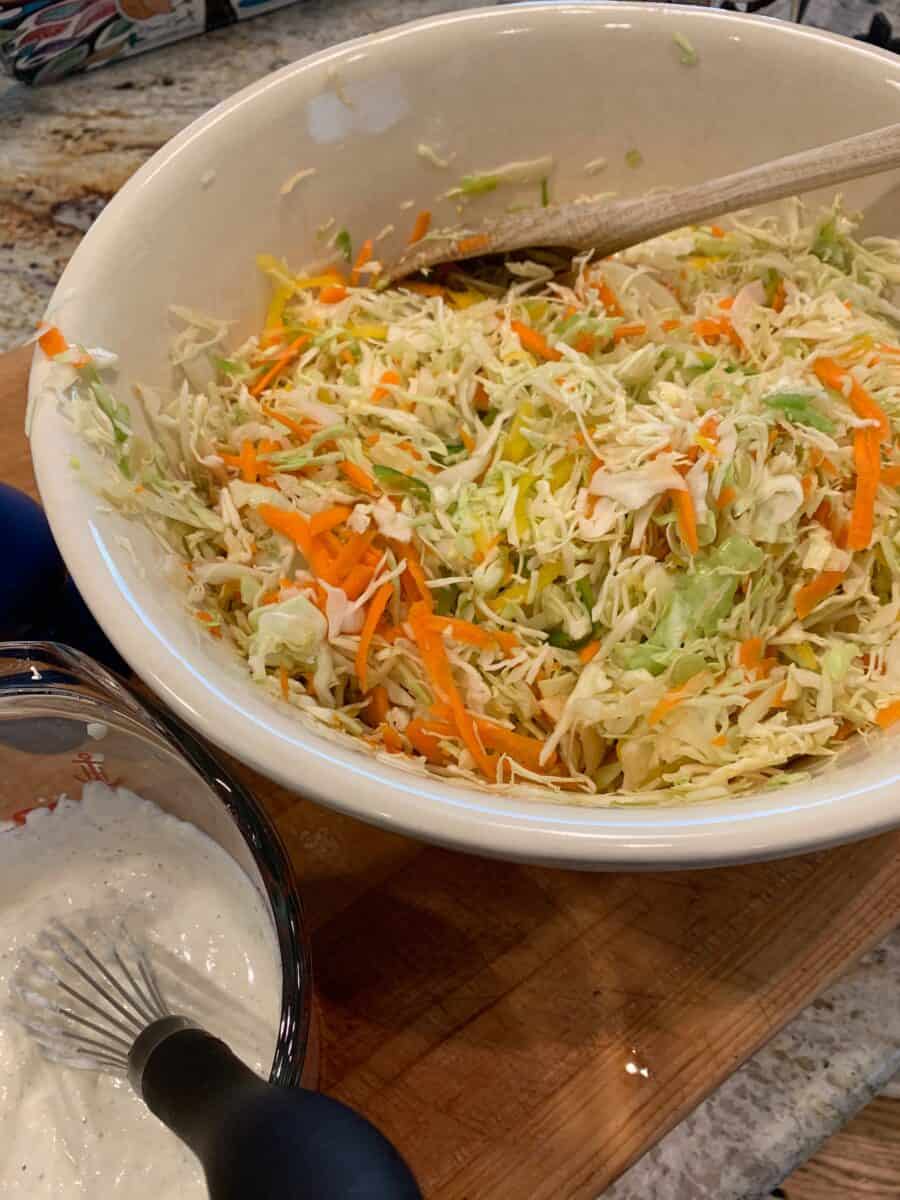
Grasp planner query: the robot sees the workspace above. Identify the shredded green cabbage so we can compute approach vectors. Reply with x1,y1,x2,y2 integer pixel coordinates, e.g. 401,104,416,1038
56,197,900,804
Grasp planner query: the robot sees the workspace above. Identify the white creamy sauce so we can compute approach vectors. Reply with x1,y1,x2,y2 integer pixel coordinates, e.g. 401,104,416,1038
0,783,281,1197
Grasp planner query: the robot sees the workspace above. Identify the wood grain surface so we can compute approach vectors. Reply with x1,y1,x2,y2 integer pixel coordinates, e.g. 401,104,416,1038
6,346,900,1198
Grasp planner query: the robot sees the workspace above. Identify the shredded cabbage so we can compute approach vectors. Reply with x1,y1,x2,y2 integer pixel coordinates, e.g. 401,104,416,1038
54,197,900,804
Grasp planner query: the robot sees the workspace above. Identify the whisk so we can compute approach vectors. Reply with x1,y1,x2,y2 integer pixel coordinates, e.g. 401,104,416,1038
12,920,421,1200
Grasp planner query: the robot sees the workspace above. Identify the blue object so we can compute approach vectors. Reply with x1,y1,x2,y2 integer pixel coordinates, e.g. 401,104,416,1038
0,482,127,674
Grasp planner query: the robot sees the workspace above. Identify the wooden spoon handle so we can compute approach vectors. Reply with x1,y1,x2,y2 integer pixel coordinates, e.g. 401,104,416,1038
392,122,900,279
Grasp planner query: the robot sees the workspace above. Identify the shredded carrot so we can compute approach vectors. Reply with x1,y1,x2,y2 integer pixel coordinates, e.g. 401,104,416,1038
38,325,68,358
693,316,742,349
355,581,393,693
847,425,881,550
409,209,432,244
319,284,348,304
715,486,737,510
405,718,448,764
407,602,494,777
647,686,687,726
339,460,378,496
344,563,376,601
262,405,317,440
238,439,258,483
579,640,601,664
378,724,404,752
711,734,727,748
669,488,699,555
717,296,734,310
710,224,725,239
257,504,337,583
801,472,815,501
427,614,517,654
195,610,216,623
794,570,846,620
460,428,476,454
279,665,290,701
350,237,374,286
364,432,381,447
456,233,490,256
510,319,561,362
876,700,900,730
587,276,623,317
772,280,786,313
882,464,900,485
612,323,647,343
250,334,309,398
371,369,401,404
332,530,375,582
310,505,353,537
661,318,682,332
738,637,775,679
813,357,890,442
390,539,432,610
257,504,314,555
474,718,554,772
365,684,390,727
574,332,597,355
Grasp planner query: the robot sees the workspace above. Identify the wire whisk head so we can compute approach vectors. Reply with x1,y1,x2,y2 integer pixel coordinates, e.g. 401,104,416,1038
10,918,170,1076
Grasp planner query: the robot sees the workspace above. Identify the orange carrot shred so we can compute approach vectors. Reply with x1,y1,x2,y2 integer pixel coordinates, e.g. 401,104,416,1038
510,319,561,362
882,464,900,485
38,325,68,358
647,686,687,727
279,665,290,701
427,614,518,654
319,284,348,304
772,280,786,313
371,369,401,404
794,570,846,620
407,602,494,778
239,439,258,483
356,581,393,693
344,563,376,601
579,641,601,664
612,323,647,343
456,233,490,256
408,210,432,245
351,238,374,286
847,425,881,550
710,224,725,238
813,357,890,442
405,718,448,764
715,486,737,510
378,723,404,752
365,684,390,727
331,530,375,582
587,276,623,317
876,701,900,730
250,335,308,398
262,406,317,440
711,734,727,747
339,460,378,496
310,505,353,537
669,488,699,555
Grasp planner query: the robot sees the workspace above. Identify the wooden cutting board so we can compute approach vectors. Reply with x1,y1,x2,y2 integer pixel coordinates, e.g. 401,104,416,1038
5,345,900,1198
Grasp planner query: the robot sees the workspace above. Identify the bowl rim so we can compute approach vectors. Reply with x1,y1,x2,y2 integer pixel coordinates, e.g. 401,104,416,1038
28,2,900,868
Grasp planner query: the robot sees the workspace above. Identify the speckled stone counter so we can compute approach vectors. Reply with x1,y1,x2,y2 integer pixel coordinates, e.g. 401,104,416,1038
4,2,900,1196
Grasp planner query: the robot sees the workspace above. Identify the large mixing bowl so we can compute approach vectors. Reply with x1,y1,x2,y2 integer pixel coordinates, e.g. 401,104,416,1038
28,3,900,868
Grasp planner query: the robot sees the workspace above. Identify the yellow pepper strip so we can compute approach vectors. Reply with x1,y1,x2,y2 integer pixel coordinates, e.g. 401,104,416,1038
514,473,536,536
502,402,535,463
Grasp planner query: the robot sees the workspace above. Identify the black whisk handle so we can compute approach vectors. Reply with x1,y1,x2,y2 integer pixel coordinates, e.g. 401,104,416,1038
139,1026,422,1200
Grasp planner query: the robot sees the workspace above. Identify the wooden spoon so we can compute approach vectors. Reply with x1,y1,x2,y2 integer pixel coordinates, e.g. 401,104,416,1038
389,122,900,280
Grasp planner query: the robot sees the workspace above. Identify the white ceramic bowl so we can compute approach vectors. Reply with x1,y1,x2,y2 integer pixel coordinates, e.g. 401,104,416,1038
29,3,900,868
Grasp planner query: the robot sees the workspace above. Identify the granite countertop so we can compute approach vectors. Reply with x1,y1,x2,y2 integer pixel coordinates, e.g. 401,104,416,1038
4,1,900,1196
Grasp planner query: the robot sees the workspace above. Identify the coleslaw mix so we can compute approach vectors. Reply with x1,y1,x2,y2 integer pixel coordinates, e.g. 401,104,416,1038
43,199,900,803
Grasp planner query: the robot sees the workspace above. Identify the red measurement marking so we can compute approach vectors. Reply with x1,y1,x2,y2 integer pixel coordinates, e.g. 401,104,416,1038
72,752,109,784
10,800,58,826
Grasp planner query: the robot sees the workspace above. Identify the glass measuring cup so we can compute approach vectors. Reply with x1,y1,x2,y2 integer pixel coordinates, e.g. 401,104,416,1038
0,641,312,1087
